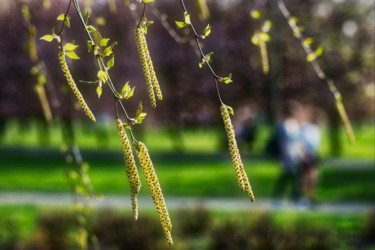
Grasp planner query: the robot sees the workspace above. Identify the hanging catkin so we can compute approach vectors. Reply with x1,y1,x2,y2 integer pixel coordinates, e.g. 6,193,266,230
116,118,141,220
135,27,156,108
136,141,173,245
220,104,255,201
140,29,163,101
58,50,96,123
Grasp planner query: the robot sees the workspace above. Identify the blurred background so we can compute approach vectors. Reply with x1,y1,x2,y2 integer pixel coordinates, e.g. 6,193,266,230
0,0,374,249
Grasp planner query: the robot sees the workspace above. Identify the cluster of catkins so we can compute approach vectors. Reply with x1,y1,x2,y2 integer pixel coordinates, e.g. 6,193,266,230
58,49,96,123
135,27,162,108
220,104,255,202
116,118,173,245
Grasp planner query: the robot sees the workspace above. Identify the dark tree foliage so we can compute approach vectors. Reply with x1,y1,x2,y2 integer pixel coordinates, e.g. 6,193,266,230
0,0,373,126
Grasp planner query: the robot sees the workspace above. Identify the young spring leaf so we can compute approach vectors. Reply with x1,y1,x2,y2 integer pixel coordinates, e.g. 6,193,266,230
40,35,54,42
91,31,102,46
66,51,80,60
225,105,234,115
262,20,272,33
99,38,110,47
63,43,79,51
97,70,108,83
103,42,117,57
219,73,233,84
86,25,96,33
203,24,211,37
87,41,93,52
106,55,115,69
143,0,154,3
175,21,186,28
57,13,65,21
96,84,102,98
251,33,260,46
184,12,191,25
250,10,261,19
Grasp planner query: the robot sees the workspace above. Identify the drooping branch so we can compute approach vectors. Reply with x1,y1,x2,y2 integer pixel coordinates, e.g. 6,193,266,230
276,0,355,144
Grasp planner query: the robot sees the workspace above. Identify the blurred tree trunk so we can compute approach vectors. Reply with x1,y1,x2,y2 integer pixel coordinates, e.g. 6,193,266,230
327,110,342,156
266,1,284,126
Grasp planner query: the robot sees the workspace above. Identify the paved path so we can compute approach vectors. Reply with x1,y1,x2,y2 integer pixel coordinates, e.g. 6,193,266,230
0,192,373,213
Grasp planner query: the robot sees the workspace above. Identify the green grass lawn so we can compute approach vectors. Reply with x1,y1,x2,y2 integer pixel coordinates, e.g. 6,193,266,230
1,119,374,158
0,148,373,202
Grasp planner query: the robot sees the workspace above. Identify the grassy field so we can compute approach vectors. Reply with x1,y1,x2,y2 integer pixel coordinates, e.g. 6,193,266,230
0,147,374,201
1,119,374,158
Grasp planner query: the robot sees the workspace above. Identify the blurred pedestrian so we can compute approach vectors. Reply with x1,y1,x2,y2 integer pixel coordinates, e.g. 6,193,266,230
300,107,322,205
271,100,305,203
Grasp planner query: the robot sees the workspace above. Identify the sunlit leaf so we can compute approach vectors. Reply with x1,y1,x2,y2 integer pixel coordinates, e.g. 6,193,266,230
86,25,96,33
63,43,78,51
40,35,54,42
96,84,102,98
99,38,110,47
57,14,65,21
97,70,108,83
203,24,211,37
251,34,260,45
91,31,102,45
175,21,186,28
250,10,261,19
106,55,114,69
184,12,191,25
143,0,154,3
66,51,80,60
226,105,234,115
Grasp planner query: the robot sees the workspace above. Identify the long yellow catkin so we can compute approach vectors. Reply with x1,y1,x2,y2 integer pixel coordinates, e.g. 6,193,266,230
140,30,163,101
220,105,255,202
58,50,96,123
116,118,141,221
135,27,156,108
136,141,173,246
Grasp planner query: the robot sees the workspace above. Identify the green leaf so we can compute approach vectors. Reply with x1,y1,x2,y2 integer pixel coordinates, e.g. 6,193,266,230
175,21,186,28
86,25,96,33
106,55,114,69
135,101,147,124
96,84,102,98
103,42,117,57
121,81,130,95
146,21,154,26
203,24,211,37
97,71,108,83
63,43,78,51
142,24,148,35
220,73,233,84
226,105,234,115
135,101,143,118
262,20,272,33
250,10,261,19
87,41,93,52
66,51,80,60
99,38,110,47
40,35,54,42
315,46,323,57
57,14,65,21
303,37,313,46
184,12,191,25
64,18,70,28
306,52,316,62
91,31,102,45
259,32,270,42
143,0,154,3
251,34,260,45
204,52,213,63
